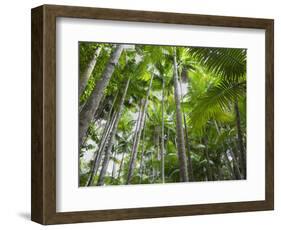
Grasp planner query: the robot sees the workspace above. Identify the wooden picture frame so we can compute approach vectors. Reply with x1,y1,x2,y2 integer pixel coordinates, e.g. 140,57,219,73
31,4,274,225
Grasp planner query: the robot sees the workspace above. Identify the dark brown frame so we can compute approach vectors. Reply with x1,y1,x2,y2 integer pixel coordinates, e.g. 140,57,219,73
31,4,274,225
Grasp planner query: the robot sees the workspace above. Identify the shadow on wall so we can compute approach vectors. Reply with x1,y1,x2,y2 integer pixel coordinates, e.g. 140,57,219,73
17,212,31,220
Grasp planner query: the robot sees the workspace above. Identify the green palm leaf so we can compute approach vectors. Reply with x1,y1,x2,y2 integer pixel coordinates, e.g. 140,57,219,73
190,79,246,132
187,47,246,82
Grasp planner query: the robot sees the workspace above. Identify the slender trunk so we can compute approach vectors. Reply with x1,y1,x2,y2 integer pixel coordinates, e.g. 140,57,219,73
178,68,194,181
93,111,118,178
79,45,124,148
166,128,169,168
80,93,109,119
151,153,155,183
139,118,146,184
155,126,160,160
126,100,143,183
127,75,154,184
183,116,194,181
173,49,188,182
86,92,119,186
161,78,165,183
79,46,102,97
234,99,246,179
222,149,236,180
97,78,130,186
217,164,223,180
213,121,236,180
131,100,143,153
139,153,144,183
111,150,117,180
86,110,118,186
117,151,126,179
228,144,243,180
203,137,213,181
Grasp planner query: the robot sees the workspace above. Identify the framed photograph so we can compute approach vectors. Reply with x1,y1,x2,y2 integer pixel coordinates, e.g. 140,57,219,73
31,4,274,225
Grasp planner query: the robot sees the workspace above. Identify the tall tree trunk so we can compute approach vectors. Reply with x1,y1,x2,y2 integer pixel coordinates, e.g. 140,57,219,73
161,78,165,183
97,78,130,186
179,67,194,181
183,116,194,181
131,100,143,153
217,161,223,180
86,110,118,186
126,75,154,184
79,46,102,97
79,45,124,148
173,49,188,182
213,121,236,180
155,126,160,160
94,111,118,178
86,92,119,186
222,148,236,180
166,129,169,158
126,100,143,183
117,151,126,179
228,143,242,180
234,99,246,179
111,150,117,180
150,153,155,183
139,118,147,184
203,137,213,181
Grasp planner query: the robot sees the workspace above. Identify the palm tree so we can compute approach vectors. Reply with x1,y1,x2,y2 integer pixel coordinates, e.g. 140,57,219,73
97,77,131,185
178,66,194,181
127,74,154,184
173,48,188,182
161,76,165,183
79,46,102,96
79,45,124,148
234,98,246,178
188,47,246,179
86,92,119,186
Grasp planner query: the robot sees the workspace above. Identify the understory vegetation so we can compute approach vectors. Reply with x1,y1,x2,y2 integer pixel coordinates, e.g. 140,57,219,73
79,43,247,186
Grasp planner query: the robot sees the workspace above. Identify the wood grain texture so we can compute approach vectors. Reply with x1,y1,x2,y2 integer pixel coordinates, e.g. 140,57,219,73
31,6,44,223
265,20,274,210
31,4,274,225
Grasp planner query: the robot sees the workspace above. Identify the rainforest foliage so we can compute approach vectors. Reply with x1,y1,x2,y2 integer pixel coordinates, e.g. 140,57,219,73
79,43,247,186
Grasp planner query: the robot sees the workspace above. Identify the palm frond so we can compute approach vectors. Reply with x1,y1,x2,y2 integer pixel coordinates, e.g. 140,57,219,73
187,47,246,82
190,79,246,132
